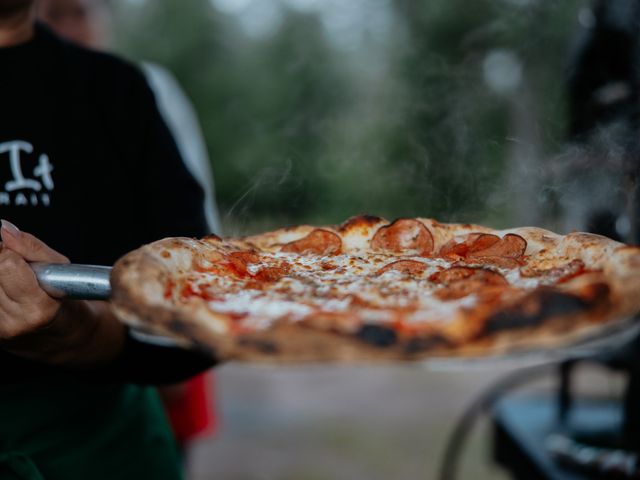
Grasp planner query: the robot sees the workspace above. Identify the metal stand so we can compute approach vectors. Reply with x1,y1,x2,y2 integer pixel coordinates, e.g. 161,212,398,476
493,333,640,479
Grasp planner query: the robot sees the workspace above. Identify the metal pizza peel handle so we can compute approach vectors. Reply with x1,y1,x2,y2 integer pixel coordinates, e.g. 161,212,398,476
31,263,181,348
31,263,112,300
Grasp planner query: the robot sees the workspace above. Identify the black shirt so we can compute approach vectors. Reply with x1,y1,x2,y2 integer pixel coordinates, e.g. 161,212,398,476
0,24,215,383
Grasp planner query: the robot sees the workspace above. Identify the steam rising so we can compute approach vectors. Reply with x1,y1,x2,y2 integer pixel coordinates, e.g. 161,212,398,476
116,0,629,238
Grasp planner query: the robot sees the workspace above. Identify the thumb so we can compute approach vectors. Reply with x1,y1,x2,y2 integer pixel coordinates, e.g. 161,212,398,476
1,220,69,263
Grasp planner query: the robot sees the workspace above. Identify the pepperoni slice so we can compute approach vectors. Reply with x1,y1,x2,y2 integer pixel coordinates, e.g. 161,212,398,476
222,251,291,282
521,259,585,280
439,240,466,258
371,219,434,256
467,256,521,269
376,260,428,276
435,282,512,301
439,232,527,268
227,252,260,277
439,233,486,258
468,234,501,254
429,266,476,284
429,266,507,286
468,233,527,258
430,267,509,301
253,264,290,282
281,229,342,255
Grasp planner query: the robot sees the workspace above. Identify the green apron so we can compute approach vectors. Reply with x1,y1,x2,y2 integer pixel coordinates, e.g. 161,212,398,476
0,376,183,480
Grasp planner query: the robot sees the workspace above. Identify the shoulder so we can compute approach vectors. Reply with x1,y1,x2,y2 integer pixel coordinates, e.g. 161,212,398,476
85,49,145,84
70,47,148,94
42,26,150,99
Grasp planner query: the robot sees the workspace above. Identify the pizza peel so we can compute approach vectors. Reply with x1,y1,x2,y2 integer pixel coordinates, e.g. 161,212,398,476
31,263,112,300
30,262,640,367
30,262,178,346
426,317,640,371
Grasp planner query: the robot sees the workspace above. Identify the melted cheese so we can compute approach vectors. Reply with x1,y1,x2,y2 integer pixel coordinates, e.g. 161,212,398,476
168,250,550,332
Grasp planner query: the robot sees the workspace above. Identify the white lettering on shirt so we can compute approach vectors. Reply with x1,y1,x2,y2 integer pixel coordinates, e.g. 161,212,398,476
0,140,55,207
34,154,54,190
15,192,27,205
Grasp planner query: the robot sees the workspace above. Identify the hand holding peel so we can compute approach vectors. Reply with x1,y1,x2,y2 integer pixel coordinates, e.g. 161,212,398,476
0,220,124,368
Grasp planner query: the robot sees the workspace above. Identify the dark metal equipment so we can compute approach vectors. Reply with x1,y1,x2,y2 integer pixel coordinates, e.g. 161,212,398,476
567,0,640,244
493,335,640,479
443,4,640,478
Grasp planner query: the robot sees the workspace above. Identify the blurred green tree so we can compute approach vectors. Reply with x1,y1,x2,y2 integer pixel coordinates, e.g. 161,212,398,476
385,0,582,224
113,0,350,228
112,0,583,231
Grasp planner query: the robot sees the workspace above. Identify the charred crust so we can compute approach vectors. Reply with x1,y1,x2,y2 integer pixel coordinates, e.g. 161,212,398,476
357,324,397,347
238,337,279,354
403,335,450,354
111,242,226,356
481,287,607,336
109,220,639,363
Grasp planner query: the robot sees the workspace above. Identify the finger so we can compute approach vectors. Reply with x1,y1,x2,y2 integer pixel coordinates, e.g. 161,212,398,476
0,249,49,303
0,281,19,319
0,290,36,340
0,298,21,340
0,250,59,338
1,220,69,263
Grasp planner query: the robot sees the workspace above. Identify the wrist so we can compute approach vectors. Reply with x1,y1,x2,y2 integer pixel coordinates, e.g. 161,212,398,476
52,300,126,368
1,300,125,369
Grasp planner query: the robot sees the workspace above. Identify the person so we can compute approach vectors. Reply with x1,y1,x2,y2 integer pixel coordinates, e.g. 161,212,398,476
0,1,217,478
35,0,222,234
36,0,222,454
560,0,640,243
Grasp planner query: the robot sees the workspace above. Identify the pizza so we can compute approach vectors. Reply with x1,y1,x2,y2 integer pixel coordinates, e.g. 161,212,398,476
110,215,640,362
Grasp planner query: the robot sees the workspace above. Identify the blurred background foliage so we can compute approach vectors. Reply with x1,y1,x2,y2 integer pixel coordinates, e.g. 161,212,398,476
111,0,585,233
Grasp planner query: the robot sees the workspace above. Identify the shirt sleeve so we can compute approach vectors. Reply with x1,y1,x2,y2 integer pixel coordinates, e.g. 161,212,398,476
130,69,210,243
142,62,221,234
107,71,217,383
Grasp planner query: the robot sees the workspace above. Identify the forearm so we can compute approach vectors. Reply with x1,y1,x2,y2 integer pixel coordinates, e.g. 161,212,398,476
0,300,126,369
0,292,215,384
0,323,217,385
